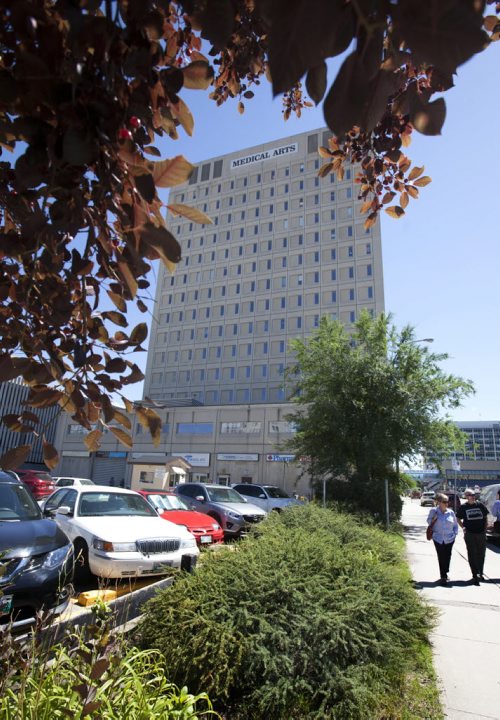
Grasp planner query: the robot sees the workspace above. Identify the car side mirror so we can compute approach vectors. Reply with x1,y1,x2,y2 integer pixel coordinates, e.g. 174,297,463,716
56,505,72,516
258,493,266,499
195,495,205,502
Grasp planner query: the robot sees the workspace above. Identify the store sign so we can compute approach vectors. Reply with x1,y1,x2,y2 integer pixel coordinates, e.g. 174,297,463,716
231,143,298,169
221,422,262,434
217,453,259,461
175,452,210,467
266,454,296,462
62,450,90,457
131,452,167,461
269,421,297,434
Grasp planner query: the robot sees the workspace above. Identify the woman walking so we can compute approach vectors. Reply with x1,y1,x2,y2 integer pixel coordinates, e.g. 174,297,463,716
427,493,459,586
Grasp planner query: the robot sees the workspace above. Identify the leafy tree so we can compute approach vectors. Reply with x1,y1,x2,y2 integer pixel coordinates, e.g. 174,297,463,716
0,1,496,467
284,312,474,518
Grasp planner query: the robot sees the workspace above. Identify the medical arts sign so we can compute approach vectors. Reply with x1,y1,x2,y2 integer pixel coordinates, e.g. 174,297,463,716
231,142,298,169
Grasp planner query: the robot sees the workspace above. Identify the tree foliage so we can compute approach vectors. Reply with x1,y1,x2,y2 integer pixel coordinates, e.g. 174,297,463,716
284,312,474,517
0,1,497,467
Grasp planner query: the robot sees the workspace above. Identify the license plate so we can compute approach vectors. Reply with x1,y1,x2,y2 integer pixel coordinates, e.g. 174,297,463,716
200,536,212,544
151,561,173,572
0,595,13,616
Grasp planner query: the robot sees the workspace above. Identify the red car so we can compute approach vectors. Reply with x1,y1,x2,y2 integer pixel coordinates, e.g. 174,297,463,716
14,469,56,500
139,491,224,546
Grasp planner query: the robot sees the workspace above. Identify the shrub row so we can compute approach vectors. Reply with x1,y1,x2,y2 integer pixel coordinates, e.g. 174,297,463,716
138,504,433,719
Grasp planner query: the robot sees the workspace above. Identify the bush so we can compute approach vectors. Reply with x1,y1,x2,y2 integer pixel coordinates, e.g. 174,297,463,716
0,604,217,719
138,505,434,719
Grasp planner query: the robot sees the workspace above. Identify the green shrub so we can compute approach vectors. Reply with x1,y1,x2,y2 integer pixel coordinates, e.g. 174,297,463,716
138,505,434,719
0,605,218,719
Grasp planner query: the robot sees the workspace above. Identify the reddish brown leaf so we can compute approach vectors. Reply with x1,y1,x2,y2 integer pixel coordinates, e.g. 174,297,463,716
129,323,148,346
385,205,405,218
408,165,424,181
113,409,131,430
166,204,212,225
152,156,194,188
26,388,63,408
0,445,31,470
43,441,59,470
84,429,101,452
182,61,214,90
102,311,128,328
413,176,432,187
109,426,133,448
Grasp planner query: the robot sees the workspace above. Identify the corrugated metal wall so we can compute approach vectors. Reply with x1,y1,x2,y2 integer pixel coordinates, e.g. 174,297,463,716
0,380,59,465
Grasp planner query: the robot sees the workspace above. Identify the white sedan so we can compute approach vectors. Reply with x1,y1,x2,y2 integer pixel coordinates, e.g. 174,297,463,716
43,486,199,580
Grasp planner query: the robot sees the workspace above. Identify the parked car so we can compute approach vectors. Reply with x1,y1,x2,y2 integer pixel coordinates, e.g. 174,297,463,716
232,483,302,513
479,483,500,542
175,483,266,539
53,477,95,488
138,490,224,546
420,490,436,507
0,470,73,629
14,469,55,500
42,486,199,580
445,491,462,512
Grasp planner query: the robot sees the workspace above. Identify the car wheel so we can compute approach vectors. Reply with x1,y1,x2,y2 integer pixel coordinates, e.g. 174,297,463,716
73,538,92,583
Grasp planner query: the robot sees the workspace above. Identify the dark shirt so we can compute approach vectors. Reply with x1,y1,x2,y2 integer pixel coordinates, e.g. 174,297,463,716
456,501,488,533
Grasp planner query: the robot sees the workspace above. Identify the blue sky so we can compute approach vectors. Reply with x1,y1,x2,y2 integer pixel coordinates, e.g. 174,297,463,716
135,39,499,421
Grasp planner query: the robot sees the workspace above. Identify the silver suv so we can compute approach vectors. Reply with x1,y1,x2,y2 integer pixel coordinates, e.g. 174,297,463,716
174,483,266,539
232,483,303,513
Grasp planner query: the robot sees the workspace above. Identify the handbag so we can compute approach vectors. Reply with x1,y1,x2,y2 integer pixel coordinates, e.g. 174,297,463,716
426,513,438,541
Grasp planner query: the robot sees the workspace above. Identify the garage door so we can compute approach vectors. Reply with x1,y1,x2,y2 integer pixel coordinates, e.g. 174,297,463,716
92,457,127,486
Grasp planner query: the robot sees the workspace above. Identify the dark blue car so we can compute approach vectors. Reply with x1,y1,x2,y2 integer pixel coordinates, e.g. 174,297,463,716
0,471,74,629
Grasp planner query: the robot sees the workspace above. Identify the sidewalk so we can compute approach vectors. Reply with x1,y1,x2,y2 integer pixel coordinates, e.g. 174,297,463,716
402,498,500,720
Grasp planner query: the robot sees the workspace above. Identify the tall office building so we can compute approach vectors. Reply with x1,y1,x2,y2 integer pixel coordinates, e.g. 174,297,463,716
143,127,385,405
124,128,385,491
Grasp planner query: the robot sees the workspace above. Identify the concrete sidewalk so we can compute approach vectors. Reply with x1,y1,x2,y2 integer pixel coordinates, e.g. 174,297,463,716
402,498,500,720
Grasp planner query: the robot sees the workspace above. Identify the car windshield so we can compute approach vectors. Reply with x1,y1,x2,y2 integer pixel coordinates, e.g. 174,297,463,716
264,486,290,499
78,492,157,517
147,494,189,511
206,487,244,503
0,484,42,521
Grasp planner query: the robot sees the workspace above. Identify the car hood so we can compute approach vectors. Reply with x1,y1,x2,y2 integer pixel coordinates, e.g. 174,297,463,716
268,498,302,507
0,518,70,558
211,501,266,516
159,509,217,528
74,515,193,541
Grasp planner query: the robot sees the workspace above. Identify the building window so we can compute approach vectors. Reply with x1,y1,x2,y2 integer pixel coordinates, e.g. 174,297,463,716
349,267,354,279
332,291,337,302
349,289,354,301
331,269,336,281
263,342,268,354
314,293,319,305
348,246,354,257
347,225,353,237
368,286,373,299
367,264,372,276
280,318,285,330
177,423,213,434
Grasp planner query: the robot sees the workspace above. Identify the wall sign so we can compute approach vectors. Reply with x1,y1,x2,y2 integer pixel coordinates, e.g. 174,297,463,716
217,453,259,461
175,452,210,467
231,143,298,169
266,454,296,462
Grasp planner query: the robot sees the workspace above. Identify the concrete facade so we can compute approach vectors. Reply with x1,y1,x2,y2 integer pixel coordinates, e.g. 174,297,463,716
54,128,385,494
144,126,384,405
441,421,500,488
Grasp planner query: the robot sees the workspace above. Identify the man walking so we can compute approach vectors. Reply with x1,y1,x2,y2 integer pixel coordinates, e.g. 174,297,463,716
456,488,489,584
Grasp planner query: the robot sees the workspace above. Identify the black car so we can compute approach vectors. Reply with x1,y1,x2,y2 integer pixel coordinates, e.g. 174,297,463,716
0,471,74,629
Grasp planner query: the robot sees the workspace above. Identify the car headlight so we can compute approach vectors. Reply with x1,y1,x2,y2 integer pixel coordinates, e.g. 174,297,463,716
42,544,73,570
212,523,220,530
180,537,197,549
93,539,136,552
227,511,242,520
